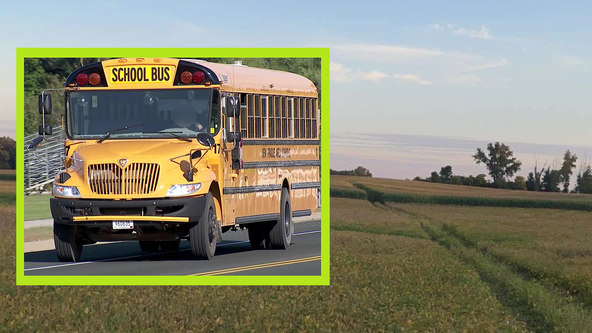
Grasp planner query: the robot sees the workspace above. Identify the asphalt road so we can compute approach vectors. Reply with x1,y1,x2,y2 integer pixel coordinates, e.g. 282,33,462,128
24,220,321,276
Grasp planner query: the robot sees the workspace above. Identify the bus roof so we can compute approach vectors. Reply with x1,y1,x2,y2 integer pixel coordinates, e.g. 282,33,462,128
66,58,318,97
182,59,318,96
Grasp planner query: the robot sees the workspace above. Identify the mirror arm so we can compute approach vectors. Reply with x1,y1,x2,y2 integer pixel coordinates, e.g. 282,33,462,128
39,88,72,140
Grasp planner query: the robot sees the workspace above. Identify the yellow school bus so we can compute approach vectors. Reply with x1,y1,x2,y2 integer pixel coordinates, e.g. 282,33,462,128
32,58,320,262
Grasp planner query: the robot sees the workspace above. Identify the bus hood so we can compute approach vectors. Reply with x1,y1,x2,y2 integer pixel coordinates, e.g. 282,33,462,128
71,140,211,168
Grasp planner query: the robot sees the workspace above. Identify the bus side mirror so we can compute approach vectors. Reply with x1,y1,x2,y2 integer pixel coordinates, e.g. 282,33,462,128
39,124,53,135
38,94,52,114
196,133,215,147
27,136,44,150
225,96,240,117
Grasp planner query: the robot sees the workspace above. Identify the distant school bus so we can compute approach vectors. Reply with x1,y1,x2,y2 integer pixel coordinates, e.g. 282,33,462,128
32,58,320,262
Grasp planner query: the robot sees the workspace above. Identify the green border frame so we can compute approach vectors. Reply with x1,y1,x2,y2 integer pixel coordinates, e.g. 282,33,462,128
16,48,330,286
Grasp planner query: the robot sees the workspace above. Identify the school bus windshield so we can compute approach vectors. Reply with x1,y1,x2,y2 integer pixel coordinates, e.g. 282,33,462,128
66,89,219,140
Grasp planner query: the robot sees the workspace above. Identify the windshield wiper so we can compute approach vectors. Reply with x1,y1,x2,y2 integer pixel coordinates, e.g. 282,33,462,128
142,131,192,142
97,123,144,143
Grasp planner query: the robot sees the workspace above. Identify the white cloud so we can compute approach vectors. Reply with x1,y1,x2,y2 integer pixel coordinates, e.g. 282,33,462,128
393,74,432,85
427,23,444,31
362,70,390,81
331,62,432,85
562,56,586,66
330,62,353,83
331,43,506,86
332,44,445,63
429,23,493,39
458,58,508,71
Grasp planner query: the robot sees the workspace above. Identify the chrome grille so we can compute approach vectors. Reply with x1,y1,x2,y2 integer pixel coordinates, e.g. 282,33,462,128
88,163,160,195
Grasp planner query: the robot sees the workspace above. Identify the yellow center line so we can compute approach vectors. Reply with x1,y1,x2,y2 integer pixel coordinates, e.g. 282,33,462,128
189,255,322,276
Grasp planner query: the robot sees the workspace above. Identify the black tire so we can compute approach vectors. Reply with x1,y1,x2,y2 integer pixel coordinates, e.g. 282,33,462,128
54,222,83,262
189,193,217,260
270,188,293,249
160,239,181,251
248,223,271,250
139,241,160,252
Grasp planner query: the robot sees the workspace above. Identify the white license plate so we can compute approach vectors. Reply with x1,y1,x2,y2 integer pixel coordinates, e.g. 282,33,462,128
112,221,134,229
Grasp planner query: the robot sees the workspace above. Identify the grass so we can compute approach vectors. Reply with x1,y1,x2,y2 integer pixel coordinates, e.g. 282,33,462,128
0,169,16,181
24,227,53,243
334,175,592,201
4,183,528,331
330,198,426,239
353,181,592,211
2,197,530,332
394,203,592,309
330,186,368,200
23,194,52,221
421,222,592,333
6,174,592,331
329,175,592,331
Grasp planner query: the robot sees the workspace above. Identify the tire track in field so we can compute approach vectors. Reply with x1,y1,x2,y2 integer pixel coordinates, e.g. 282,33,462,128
376,201,592,308
370,201,592,332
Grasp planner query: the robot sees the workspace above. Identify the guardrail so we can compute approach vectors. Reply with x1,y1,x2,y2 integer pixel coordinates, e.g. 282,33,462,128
24,129,66,194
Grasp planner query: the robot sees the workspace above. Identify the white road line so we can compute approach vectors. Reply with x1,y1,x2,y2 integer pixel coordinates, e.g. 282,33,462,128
24,230,321,272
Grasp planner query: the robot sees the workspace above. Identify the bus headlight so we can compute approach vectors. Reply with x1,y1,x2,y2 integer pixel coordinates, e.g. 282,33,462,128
53,185,81,198
166,183,202,197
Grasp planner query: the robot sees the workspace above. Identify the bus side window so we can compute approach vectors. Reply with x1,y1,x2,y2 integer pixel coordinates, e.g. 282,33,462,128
254,95,260,138
240,94,248,138
269,97,275,138
300,98,305,139
312,98,318,139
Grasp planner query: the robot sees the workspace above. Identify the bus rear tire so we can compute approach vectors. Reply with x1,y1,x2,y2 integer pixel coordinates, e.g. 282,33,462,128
54,222,83,262
248,224,270,250
269,188,293,249
139,241,160,252
189,193,217,260
160,239,181,251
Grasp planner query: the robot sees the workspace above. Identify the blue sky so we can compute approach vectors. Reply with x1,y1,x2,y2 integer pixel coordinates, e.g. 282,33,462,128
2,1,591,150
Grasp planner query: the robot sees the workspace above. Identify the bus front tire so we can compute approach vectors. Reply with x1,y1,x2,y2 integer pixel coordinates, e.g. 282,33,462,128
269,188,293,249
54,222,83,262
189,193,217,260
139,241,160,252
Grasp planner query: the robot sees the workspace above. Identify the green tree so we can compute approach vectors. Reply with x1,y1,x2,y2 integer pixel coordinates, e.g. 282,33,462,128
354,166,372,177
439,165,453,183
449,175,462,185
575,165,592,194
0,137,16,169
474,174,487,187
526,160,546,191
430,171,441,183
526,172,536,191
559,150,578,193
514,176,527,190
541,167,561,192
473,142,522,187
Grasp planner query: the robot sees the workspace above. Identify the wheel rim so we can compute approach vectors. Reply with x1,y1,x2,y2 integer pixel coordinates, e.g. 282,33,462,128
284,202,291,238
208,206,216,247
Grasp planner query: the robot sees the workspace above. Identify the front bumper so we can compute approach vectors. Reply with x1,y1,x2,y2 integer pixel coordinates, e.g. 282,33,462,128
50,196,207,226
